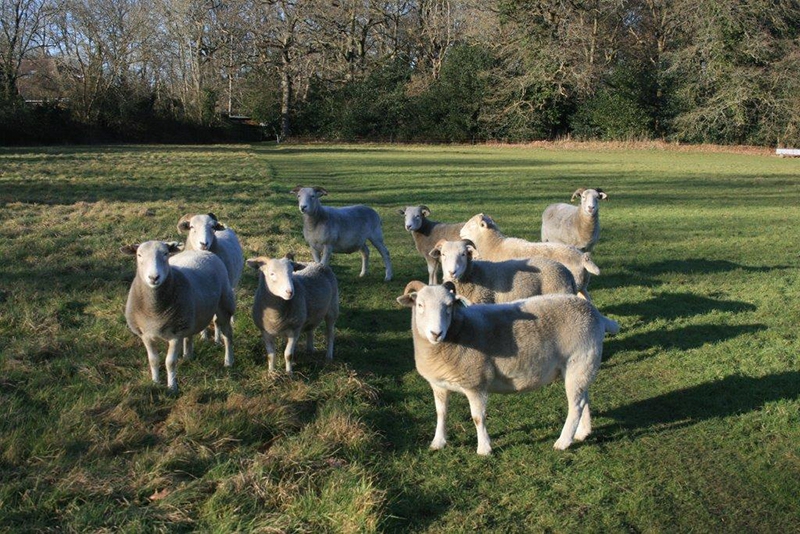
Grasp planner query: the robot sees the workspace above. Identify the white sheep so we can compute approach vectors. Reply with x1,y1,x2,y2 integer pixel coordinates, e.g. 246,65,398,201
177,212,244,343
541,188,608,252
397,281,619,455
122,240,235,393
247,254,339,375
398,205,465,284
291,186,392,281
429,239,576,303
460,213,600,300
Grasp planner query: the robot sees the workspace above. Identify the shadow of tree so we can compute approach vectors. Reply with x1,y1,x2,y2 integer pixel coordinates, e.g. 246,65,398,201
598,372,800,439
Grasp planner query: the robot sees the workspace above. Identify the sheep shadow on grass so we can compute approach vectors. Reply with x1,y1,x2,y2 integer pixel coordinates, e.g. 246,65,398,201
597,371,800,440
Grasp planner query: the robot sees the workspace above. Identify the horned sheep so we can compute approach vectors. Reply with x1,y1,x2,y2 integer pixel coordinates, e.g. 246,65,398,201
122,241,235,393
541,188,608,252
460,213,600,300
248,254,339,375
397,281,619,455
429,239,576,304
292,186,393,281
398,205,465,284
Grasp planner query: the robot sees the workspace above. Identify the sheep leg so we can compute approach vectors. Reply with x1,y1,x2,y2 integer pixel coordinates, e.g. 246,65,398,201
578,288,592,301
574,391,592,441
320,245,333,267
262,332,277,372
554,371,590,450
165,339,181,394
216,315,234,368
324,315,335,361
427,258,439,285
213,315,222,344
306,329,315,354
358,244,370,277
284,332,299,375
183,336,194,361
310,246,322,263
429,385,449,450
465,389,491,456
369,237,393,282
142,337,160,384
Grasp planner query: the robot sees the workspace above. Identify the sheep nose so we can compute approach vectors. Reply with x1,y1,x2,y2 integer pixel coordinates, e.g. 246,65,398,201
148,274,160,284
284,289,294,299
199,242,209,249
448,270,456,278
405,224,412,230
300,205,308,213
430,330,442,341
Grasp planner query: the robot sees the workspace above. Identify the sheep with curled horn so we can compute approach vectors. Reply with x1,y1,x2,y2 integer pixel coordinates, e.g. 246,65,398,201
399,205,465,284
397,280,618,455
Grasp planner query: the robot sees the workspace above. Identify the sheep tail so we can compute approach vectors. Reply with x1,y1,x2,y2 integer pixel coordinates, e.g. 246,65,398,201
582,253,600,275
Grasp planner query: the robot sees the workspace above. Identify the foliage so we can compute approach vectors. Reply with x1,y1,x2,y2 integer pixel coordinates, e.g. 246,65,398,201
1,143,799,531
2,0,800,145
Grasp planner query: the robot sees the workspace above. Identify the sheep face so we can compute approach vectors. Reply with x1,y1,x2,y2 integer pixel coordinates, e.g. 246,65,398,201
397,282,460,345
430,240,476,282
249,257,295,300
178,213,223,251
121,240,181,289
291,186,328,215
398,205,430,232
572,188,607,217
460,213,496,242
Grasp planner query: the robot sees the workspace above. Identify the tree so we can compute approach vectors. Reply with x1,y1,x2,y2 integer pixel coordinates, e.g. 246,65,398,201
0,0,52,105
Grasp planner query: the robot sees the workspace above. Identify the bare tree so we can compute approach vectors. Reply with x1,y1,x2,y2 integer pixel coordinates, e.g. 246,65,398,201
0,0,52,104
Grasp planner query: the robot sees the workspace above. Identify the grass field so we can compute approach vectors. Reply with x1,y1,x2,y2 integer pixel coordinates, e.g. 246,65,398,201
1,143,799,532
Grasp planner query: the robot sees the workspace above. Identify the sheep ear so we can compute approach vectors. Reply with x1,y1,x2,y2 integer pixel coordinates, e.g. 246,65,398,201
571,188,586,202
404,280,426,295
456,296,472,308
313,186,328,196
246,257,269,269
177,214,192,232
397,208,406,215
166,242,183,254
290,185,303,194
284,252,295,261
597,189,608,200
443,281,457,294
396,293,416,307
213,222,225,230
420,205,431,217
120,244,139,255
429,239,446,258
207,212,218,221
465,243,478,258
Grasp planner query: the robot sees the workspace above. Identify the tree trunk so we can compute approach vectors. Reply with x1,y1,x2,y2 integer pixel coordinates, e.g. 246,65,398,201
280,49,292,139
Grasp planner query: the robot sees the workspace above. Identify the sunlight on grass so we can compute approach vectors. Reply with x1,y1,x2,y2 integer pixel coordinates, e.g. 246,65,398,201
0,143,798,531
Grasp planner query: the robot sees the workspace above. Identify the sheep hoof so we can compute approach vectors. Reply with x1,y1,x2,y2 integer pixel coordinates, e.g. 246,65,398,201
167,384,179,396
430,439,446,450
384,275,393,282
476,445,492,456
574,428,591,442
553,438,572,450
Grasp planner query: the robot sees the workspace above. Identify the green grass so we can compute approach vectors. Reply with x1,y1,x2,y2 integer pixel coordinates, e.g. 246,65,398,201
1,143,799,532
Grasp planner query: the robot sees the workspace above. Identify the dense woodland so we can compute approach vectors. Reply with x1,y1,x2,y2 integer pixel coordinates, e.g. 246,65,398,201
2,0,799,145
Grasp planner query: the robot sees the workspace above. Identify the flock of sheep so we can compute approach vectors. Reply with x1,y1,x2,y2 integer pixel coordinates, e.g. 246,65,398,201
121,185,617,455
